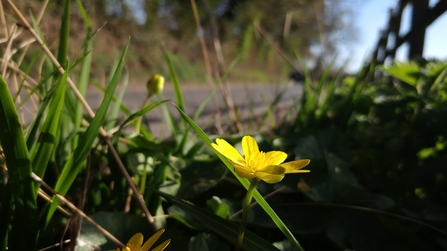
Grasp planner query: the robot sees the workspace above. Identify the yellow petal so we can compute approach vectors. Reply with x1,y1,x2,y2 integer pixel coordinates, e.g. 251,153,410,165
151,239,171,251
141,229,165,251
281,159,311,173
255,172,285,184
234,164,256,179
248,150,265,172
127,233,143,251
264,151,287,166
242,136,260,167
255,165,286,183
257,165,286,174
212,139,245,165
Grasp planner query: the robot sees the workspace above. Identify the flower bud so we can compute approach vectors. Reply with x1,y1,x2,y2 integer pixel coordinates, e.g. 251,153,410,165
146,74,164,96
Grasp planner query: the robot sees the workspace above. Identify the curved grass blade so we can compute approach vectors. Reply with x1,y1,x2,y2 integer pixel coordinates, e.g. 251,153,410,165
111,100,169,142
176,56,240,154
161,43,185,131
161,44,184,112
173,104,305,251
107,70,128,130
0,75,38,250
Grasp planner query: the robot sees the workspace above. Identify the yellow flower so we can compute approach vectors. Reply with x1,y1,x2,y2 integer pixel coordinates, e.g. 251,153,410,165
112,229,171,251
146,74,165,96
212,136,310,184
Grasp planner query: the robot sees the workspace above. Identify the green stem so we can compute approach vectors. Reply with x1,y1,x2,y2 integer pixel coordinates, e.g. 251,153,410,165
235,178,258,251
139,156,150,196
135,95,151,134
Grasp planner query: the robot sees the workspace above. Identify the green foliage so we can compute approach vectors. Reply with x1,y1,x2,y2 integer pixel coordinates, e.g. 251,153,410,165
274,60,447,250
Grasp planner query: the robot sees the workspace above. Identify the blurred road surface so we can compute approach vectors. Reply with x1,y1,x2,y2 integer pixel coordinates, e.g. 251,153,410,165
18,82,302,138
85,82,303,137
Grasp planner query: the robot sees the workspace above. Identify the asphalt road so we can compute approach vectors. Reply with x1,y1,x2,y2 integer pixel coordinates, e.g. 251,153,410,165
85,82,303,137
16,82,302,138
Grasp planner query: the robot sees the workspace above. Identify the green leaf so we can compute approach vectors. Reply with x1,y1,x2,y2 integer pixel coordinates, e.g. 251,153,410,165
207,196,230,219
129,134,173,153
273,240,301,251
380,62,421,87
167,205,205,230
188,233,232,251
156,190,280,251
176,161,227,199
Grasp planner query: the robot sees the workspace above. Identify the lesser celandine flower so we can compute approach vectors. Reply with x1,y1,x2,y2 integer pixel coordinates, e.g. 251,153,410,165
112,229,171,251
212,135,310,251
212,135,310,184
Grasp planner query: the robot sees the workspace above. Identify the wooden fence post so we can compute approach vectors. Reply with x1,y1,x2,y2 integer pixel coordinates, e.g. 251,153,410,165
408,0,429,58
385,0,407,61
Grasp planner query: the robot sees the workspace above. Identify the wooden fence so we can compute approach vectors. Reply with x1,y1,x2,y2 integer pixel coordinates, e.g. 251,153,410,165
362,0,447,80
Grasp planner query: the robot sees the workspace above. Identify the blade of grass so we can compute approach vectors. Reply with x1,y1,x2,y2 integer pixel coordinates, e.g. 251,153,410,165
91,81,132,116
56,0,70,70
0,178,11,249
161,43,185,129
173,104,305,251
74,0,94,143
192,56,240,122
176,56,240,154
159,93,180,137
91,79,156,142
0,75,38,250
31,67,67,182
46,39,130,223
316,69,342,121
107,70,128,130
111,100,169,142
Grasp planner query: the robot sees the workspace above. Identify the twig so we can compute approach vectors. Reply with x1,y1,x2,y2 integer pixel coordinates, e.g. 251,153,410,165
37,239,71,251
104,138,156,232
189,0,224,133
254,22,298,72
189,0,213,84
0,0,9,42
32,173,125,247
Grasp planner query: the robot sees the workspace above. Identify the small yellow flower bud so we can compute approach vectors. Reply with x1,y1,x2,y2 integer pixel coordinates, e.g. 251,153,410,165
146,74,165,96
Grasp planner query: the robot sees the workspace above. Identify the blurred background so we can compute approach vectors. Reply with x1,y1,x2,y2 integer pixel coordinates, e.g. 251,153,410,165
13,0,445,85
